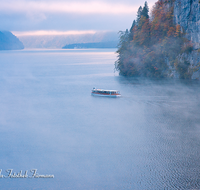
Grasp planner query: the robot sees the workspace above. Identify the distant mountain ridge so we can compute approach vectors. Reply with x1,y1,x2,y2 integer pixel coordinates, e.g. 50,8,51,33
62,41,118,49
17,31,118,49
0,31,24,50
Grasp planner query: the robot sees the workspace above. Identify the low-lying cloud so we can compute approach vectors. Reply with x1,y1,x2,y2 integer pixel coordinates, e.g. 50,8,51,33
12,30,97,36
0,0,140,15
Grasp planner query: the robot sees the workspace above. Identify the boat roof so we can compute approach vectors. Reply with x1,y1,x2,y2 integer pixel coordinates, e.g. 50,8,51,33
93,89,119,92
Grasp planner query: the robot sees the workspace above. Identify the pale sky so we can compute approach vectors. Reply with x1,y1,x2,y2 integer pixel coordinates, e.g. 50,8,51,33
0,0,158,35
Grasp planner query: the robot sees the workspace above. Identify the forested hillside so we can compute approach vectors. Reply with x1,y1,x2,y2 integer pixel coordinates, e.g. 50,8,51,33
115,0,199,79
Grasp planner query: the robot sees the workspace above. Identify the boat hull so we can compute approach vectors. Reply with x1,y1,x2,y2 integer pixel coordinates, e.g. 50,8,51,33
91,93,121,98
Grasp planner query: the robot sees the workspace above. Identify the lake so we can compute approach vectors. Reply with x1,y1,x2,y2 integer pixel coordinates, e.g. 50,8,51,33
0,49,200,189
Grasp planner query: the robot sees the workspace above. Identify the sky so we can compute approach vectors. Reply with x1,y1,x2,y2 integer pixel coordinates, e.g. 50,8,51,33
0,0,158,36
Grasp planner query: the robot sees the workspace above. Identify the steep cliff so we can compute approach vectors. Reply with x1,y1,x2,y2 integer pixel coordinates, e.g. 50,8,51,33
174,0,200,49
0,31,24,50
173,0,200,78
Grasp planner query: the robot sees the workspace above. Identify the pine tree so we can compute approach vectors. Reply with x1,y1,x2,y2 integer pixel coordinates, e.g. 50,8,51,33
136,6,142,24
141,1,149,19
130,20,136,33
115,29,131,75
129,20,136,41
137,2,150,31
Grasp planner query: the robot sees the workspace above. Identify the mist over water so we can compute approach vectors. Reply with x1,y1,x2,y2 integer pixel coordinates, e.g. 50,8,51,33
0,49,200,189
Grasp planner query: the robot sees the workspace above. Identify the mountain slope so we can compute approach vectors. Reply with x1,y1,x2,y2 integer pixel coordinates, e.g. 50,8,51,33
0,31,24,50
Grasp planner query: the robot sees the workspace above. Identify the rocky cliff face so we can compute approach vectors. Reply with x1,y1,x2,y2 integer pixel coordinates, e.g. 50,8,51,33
0,31,24,50
173,0,200,79
174,0,200,49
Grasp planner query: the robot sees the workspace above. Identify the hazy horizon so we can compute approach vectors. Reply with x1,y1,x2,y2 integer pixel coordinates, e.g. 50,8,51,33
1,0,158,35
14,31,118,49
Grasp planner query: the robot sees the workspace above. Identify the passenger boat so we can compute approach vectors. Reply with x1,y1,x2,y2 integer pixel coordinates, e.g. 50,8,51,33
91,88,121,97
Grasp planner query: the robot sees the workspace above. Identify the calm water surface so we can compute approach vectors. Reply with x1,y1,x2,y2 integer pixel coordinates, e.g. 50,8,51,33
0,49,200,189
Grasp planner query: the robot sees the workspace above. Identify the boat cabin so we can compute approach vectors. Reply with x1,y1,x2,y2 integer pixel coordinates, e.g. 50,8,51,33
91,88,121,97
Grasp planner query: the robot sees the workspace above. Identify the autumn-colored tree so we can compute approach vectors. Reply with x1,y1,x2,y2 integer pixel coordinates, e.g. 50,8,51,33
150,0,175,42
131,2,151,47
134,16,151,47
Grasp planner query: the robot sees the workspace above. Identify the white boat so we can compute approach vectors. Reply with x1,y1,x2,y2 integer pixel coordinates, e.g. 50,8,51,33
91,88,121,97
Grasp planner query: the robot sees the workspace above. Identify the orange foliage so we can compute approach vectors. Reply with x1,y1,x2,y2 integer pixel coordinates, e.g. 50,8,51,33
167,27,175,36
175,25,181,37
150,0,175,42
